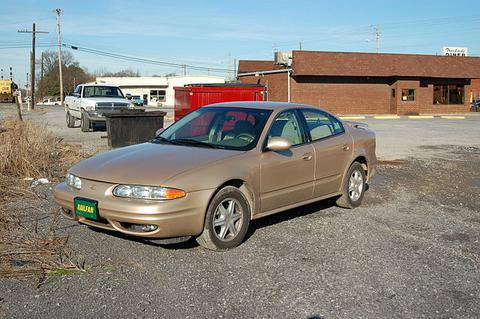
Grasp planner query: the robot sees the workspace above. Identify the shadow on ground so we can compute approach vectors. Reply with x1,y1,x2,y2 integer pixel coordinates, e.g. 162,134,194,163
87,197,340,250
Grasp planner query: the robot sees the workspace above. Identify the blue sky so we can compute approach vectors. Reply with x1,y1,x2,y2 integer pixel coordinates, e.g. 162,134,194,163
1,0,480,87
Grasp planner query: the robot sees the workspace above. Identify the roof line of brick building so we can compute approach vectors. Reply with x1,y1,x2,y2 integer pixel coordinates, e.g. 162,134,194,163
238,51,480,79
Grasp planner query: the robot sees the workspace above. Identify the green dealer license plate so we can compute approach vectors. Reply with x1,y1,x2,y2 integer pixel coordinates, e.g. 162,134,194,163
74,197,99,220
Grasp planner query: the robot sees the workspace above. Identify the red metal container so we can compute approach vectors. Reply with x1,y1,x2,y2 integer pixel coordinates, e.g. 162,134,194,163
174,84,265,121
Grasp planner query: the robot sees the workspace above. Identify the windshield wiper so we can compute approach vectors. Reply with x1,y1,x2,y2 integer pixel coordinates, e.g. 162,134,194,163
171,138,222,149
150,136,178,145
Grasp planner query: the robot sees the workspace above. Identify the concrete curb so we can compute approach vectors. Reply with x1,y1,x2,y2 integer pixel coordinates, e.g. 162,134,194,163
373,115,401,120
408,115,435,119
339,115,470,120
440,115,466,119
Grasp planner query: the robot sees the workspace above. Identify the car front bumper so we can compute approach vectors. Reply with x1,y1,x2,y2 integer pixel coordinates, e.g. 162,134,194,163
53,179,212,239
86,109,134,122
86,111,107,123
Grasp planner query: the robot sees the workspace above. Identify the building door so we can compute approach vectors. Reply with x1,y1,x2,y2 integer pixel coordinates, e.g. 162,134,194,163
389,86,397,114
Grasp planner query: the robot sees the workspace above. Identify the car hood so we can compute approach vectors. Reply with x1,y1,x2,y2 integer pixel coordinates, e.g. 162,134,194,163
69,142,241,186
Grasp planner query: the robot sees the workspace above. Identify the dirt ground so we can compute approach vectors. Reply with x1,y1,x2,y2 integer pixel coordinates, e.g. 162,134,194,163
0,104,479,318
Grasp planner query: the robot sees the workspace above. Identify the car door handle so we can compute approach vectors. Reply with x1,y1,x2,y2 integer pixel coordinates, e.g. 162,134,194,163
342,144,350,151
302,153,313,161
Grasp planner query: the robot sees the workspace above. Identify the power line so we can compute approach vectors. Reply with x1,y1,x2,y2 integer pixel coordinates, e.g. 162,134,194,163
62,43,234,73
63,38,233,66
0,44,56,49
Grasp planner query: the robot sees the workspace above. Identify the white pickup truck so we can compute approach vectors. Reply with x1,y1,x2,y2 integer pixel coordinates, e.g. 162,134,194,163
64,82,134,132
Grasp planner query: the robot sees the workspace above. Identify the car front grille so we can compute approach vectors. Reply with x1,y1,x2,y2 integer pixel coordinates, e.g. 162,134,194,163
96,102,130,108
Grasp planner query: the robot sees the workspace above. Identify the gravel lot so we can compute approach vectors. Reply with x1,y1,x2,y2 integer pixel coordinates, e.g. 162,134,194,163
1,104,479,318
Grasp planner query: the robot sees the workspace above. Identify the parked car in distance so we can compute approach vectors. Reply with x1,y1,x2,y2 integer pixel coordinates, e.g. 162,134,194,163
131,95,144,106
54,102,377,250
64,82,134,132
471,100,480,112
37,97,61,106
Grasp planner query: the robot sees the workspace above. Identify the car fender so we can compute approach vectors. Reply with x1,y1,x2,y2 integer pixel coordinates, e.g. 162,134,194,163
164,152,261,217
338,127,376,190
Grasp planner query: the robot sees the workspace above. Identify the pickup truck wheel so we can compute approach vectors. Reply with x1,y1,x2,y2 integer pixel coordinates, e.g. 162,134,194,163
80,110,90,132
66,110,75,128
336,162,366,209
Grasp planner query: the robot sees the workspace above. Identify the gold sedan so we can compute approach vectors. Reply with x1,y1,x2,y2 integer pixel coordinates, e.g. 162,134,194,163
54,102,376,250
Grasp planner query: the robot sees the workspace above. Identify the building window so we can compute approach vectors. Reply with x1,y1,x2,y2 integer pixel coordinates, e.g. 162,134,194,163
433,85,464,105
150,90,166,103
401,89,415,101
391,88,396,98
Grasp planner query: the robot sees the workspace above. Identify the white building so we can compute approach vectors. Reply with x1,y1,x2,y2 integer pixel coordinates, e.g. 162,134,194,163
96,75,225,107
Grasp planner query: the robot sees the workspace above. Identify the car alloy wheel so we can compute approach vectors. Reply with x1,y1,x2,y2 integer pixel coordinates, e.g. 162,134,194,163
196,186,250,251
212,198,243,241
336,161,366,209
348,170,364,202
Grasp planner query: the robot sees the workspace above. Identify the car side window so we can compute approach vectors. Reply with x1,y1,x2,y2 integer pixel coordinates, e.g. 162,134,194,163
329,115,345,135
268,110,304,146
300,109,344,141
73,85,81,95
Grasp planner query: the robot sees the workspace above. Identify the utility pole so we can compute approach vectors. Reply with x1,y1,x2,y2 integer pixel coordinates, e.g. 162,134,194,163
54,9,64,106
18,23,48,110
40,52,44,102
30,51,33,108
233,58,237,79
299,42,303,50
182,64,187,76
375,24,380,53
26,72,30,111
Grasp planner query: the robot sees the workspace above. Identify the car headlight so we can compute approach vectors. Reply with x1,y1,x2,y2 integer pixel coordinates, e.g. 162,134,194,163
66,173,82,189
113,185,186,200
128,103,134,109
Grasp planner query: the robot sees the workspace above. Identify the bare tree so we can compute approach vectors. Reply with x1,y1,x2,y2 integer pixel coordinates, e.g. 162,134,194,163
37,50,94,98
95,69,141,77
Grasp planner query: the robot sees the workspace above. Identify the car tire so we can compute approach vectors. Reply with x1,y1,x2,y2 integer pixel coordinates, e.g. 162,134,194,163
80,110,90,132
66,109,75,128
196,186,251,251
336,161,366,209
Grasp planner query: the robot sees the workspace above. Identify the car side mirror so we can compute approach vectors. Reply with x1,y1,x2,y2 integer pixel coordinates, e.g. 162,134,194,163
155,127,165,137
266,137,292,152
72,92,80,98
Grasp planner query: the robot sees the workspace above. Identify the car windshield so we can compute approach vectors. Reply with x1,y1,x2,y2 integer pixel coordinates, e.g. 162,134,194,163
132,96,141,99
83,86,124,98
155,107,272,151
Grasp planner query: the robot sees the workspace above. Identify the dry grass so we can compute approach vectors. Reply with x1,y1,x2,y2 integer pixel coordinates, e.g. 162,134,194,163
0,119,79,179
0,119,86,282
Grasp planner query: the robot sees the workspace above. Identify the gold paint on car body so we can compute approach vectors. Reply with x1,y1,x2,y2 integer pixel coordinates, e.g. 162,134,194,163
54,102,377,240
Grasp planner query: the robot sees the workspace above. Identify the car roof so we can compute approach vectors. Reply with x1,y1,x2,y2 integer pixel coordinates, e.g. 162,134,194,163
82,82,119,87
203,101,329,113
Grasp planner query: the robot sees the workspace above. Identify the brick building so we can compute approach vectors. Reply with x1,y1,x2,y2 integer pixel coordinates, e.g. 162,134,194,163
238,51,480,115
